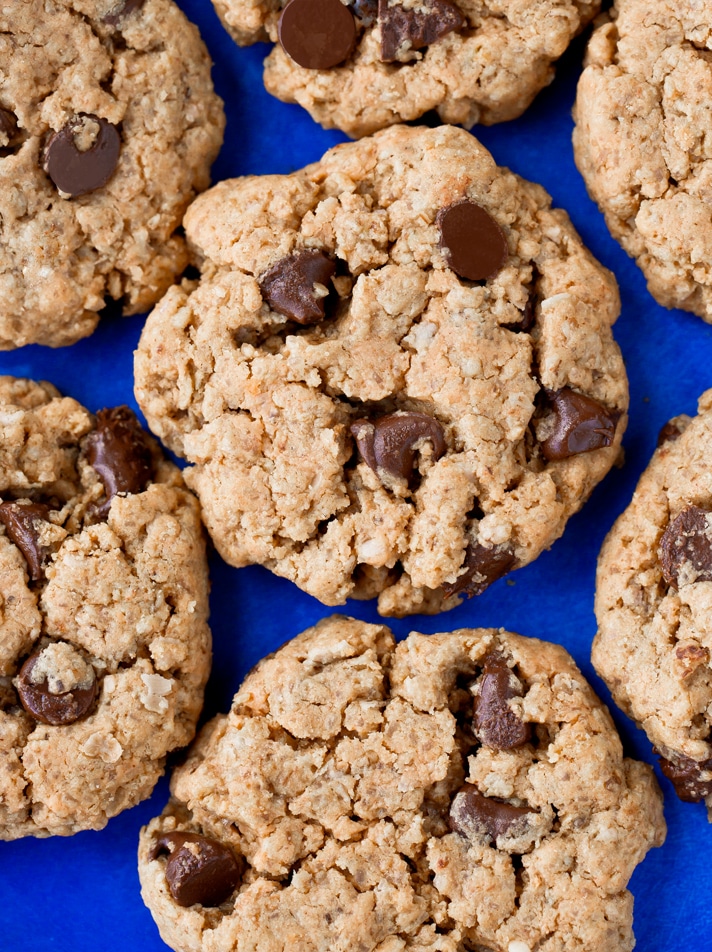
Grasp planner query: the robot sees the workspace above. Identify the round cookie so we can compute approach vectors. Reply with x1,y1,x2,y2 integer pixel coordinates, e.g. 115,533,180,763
0,0,225,349
211,0,601,137
135,124,628,617
138,615,665,952
0,377,211,838
573,0,712,322
594,389,712,814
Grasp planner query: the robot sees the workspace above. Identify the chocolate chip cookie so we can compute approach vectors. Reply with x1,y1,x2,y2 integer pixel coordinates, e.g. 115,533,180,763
135,125,628,617
0,377,211,838
594,389,712,814
138,615,665,952
0,0,225,349
573,0,712,321
212,0,601,137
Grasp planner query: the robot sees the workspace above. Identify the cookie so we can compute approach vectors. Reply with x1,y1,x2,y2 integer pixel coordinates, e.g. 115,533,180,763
0,377,211,838
0,0,225,349
135,125,628,617
594,389,712,814
212,0,601,137
138,615,665,952
573,0,712,321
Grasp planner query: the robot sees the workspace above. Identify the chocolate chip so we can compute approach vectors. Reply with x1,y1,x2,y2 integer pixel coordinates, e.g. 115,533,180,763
103,0,145,26
449,784,534,842
0,502,53,581
437,199,508,282
503,296,536,333
351,0,378,25
379,0,464,62
657,420,683,447
16,647,97,726
42,114,121,198
85,407,154,517
260,250,337,324
351,411,446,480
539,388,619,461
659,505,712,588
442,540,516,599
473,651,531,750
658,752,712,803
0,107,19,152
151,832,242,907
278,0,357,69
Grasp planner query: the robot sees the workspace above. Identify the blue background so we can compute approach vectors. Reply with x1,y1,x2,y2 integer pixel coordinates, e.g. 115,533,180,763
1,2,710,948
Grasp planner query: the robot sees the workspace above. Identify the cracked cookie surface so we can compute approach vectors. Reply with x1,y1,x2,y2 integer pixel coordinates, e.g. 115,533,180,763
573,0,712,321
0,377,211,838
135,125,628,617
138,615,665,952
0,0,225,349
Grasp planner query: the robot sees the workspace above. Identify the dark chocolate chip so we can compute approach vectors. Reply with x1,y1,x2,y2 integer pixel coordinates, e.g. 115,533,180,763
449,784,534,842
42,114,121,198
85,407,154,517
0,502,52,581
0,107,19,151
539,388,619,461
658,752,712,803
379,0,464,62
351,411,446,480
103,0,146,26
16,648,97,726
657,420,683,447
442,540,516,599
278,0,357,69
351,0,379,25
659,505,712,588
473,651,531,750
260,250,337,324
151,832,242,907
437,199,508,282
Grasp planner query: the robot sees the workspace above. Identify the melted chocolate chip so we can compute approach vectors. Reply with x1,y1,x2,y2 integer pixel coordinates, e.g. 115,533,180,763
657,420,683,446
379,0,464,61
351,0,378,25
658,752,712,803
437,200,508,282
151,832,242,907
442,540,516,599
85,407,154,517
449,784,534,842
42,115,121,198
16,649,97,726
0,502,52,581
351,412,446,480
103,0,146,26
659,505,712,588
260,250,337,324
278,0,357,69
473,651,531,750
539,388,619,461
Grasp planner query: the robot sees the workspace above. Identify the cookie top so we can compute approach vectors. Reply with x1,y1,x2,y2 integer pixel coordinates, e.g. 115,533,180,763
135,124,628,617
573,0,712,322
0,0,225,349
0,377,211,838
138,615,665,952
594,388,712,813
212,0,600,137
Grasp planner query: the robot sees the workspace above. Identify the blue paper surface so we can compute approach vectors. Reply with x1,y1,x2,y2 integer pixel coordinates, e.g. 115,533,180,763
1,2,711,948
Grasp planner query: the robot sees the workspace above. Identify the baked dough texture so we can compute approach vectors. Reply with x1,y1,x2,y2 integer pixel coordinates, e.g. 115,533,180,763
135,125,628,617
573,0,712,321
139,615,665,952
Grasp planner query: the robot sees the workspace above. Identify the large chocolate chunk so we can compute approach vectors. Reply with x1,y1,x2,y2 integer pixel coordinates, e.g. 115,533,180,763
658,752,712,803
260,250,337,324
442,540,516,599
473,651,531,750
351,411,446,480
85,407,154,517
151,832,243,907
16,646,97,726
42,114,121,198
539,388,618,461
449,784,534,842
437,199,508,282
278,0,357,69
0,501,52,581
379,0,465,62
659,505,712,588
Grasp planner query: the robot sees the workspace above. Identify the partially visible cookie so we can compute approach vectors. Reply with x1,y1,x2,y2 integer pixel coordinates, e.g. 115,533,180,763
139,615,665,952
573,0,712,321
594,389,712,815
0,377,211,838
212,0,600,137
135,124,628,617
0,0,225,349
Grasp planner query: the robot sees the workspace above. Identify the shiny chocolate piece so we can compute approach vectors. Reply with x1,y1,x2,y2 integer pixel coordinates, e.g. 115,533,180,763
0,501,52,581
442,540,516,599
379,0,465,62
658,752,712,803
16,648,97,726
539,388,618,461
657,420,683,446
278,0,357,70
85,407,154,517
151,832,242,907
659,505,712,588
103,0,146,26
42,114,121,198
260,250,337,324
473,651,531,750
437,199,508,282
351,411,446,480
449,784,534,842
